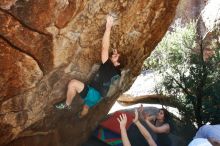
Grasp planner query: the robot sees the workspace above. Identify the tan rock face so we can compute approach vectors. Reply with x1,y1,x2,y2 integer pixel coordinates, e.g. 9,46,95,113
0,10,53,73
0,0,179,145
0,39,43,102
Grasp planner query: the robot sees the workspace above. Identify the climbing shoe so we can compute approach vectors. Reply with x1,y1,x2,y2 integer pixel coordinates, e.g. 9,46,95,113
55,102,71,110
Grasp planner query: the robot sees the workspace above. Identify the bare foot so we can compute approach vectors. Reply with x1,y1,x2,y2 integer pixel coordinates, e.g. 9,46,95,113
79,105,89,118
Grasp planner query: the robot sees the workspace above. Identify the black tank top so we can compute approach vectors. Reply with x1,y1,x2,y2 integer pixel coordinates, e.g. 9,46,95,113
90,59,121,97
154,120,172,146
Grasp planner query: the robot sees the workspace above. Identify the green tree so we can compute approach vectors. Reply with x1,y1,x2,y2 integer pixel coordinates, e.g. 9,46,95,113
144,21,220,127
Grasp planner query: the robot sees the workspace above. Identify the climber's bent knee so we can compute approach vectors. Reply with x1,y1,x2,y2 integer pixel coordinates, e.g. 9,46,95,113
68,79,84,93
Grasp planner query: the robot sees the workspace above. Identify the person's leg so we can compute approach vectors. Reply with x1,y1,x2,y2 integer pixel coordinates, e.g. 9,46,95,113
79,105,89,118
56,79,84,109
79,86,101,118
66,79,84,106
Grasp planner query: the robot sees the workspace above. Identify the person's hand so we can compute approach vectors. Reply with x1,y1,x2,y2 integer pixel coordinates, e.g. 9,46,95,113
117,114,127,129
138,104,144,113
133,109,139,123
106,15,114,29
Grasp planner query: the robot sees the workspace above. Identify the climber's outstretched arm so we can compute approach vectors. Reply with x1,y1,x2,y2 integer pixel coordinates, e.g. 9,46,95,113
101,15,114,63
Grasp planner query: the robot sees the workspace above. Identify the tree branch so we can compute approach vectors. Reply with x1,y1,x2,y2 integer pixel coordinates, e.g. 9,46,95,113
118,94,185,110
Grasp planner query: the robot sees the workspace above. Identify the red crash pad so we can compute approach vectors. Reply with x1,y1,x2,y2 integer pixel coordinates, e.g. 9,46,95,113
100,111,134,134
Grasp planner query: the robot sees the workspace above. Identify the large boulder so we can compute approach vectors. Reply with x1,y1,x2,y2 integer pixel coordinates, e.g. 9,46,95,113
0,0,179,145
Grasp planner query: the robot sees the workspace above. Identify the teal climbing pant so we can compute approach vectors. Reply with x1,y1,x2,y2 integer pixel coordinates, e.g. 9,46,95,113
84,86,101,107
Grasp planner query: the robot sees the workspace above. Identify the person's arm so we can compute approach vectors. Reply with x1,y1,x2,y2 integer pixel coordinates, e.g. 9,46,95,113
144,114,156,122
101,15,113,63
133,110,157,146
208,138,220,146
145,119,170,134
138,105,156,122
117,114,131,146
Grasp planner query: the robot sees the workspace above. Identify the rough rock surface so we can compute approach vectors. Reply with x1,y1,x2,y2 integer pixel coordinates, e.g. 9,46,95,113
0,0,179,145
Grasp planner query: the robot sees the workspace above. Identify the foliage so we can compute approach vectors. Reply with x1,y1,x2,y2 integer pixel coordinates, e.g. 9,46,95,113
144,21,220,127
